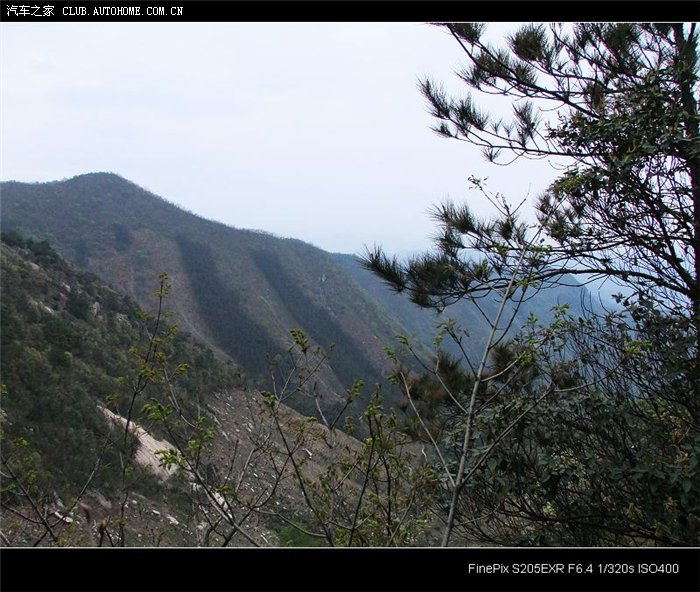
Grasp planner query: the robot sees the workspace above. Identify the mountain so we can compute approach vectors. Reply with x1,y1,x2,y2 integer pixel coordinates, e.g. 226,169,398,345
0,233,370,547
1,173,410,416
0,173,601,547
1,173,598,412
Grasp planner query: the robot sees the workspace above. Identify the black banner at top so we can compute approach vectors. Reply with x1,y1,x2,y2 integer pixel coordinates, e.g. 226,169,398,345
1,1,699,23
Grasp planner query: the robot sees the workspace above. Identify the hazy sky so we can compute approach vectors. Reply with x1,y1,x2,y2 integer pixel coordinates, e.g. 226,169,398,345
1,21,558,256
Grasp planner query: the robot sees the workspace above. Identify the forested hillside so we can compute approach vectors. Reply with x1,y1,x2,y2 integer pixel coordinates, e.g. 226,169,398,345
2,173,599,420
0,173,407,416
0,233,422,548
0,233,246,545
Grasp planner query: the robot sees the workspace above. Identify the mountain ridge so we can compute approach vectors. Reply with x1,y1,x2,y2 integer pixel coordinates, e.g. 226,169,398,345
1,172,598,414
1,173,409,415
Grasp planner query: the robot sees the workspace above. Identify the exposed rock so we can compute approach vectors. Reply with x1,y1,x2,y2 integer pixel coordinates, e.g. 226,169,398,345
99,406,178,481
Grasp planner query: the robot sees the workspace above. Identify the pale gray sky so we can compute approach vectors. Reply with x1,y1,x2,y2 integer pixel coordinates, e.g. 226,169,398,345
1,22,557,256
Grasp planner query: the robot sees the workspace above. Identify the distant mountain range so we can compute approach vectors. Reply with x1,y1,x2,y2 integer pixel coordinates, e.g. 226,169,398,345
1,173,597,415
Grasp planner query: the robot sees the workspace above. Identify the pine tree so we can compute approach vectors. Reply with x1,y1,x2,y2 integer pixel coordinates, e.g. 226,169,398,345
364,23,700,545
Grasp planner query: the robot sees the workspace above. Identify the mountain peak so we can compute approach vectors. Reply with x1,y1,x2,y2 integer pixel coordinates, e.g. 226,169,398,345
0,174,397,413
63,171,147,191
